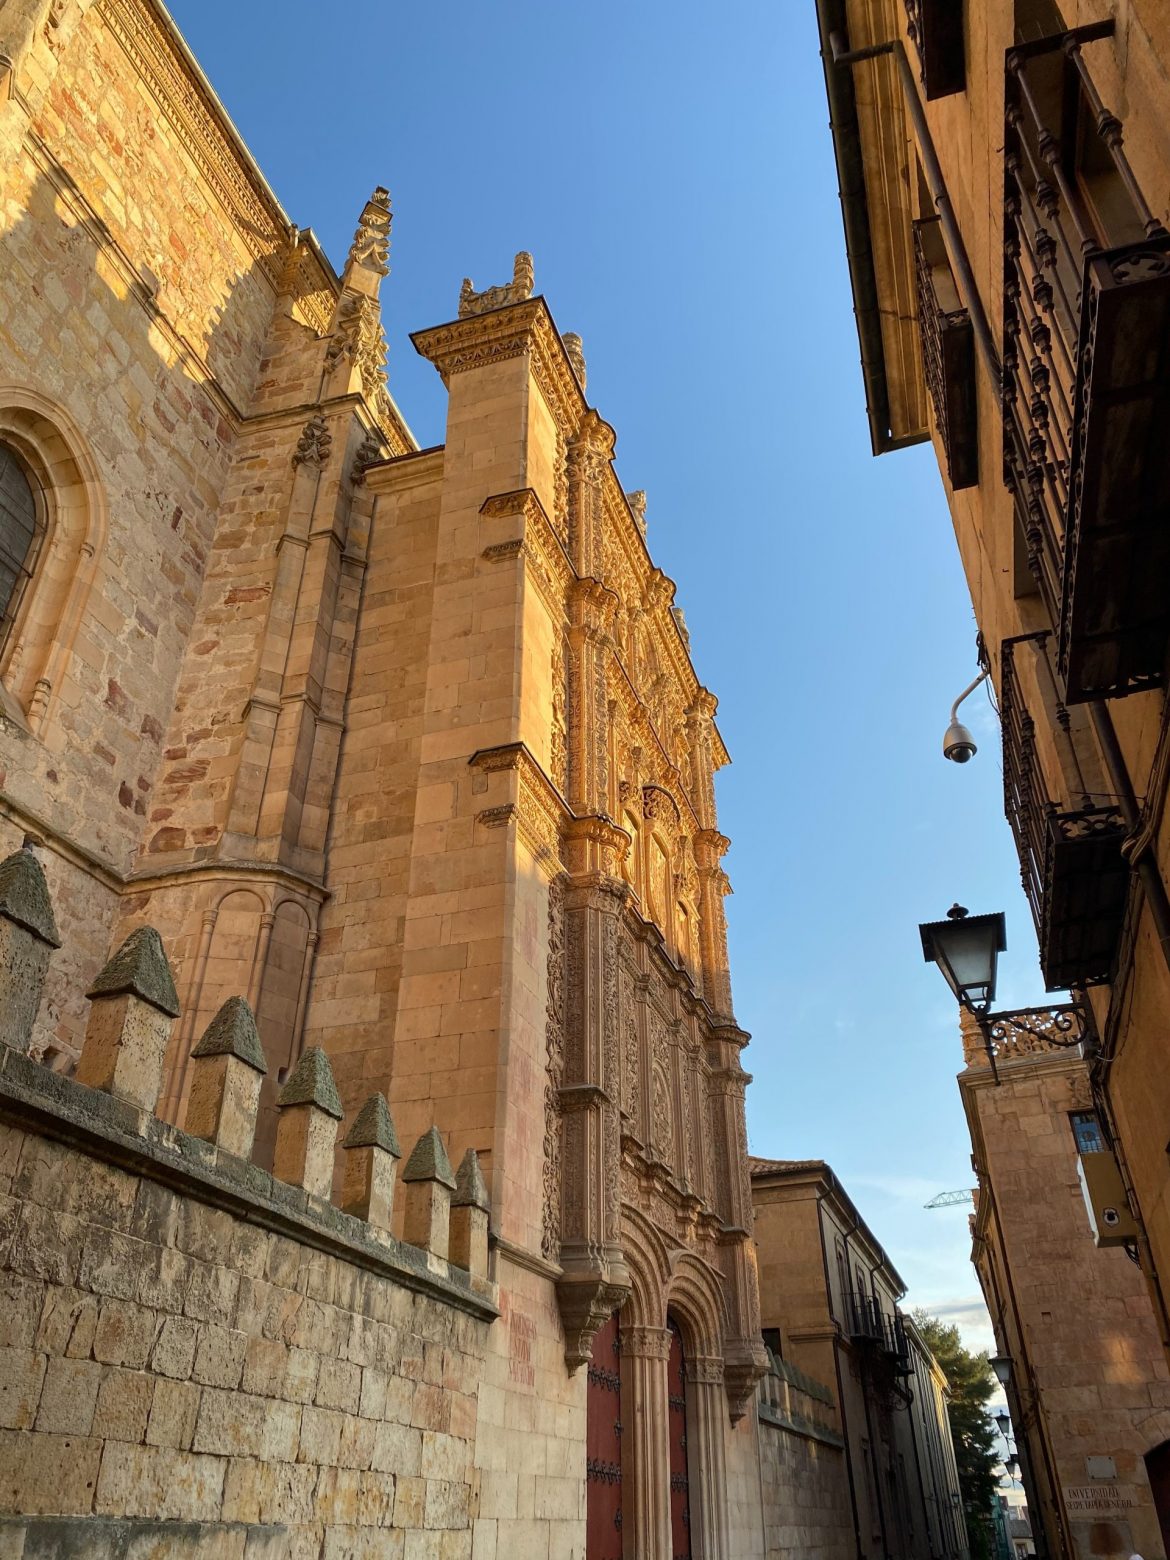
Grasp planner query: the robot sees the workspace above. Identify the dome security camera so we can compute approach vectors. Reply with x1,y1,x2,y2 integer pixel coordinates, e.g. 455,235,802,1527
941,665,990,764
943,720,978,764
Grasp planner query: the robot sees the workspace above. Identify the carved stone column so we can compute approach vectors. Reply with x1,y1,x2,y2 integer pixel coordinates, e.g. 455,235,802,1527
685,689,720,831
707,1029,768,1422
567,578,619,817
558,830,631,1368
623,1324,672,1559
686,1356,730,1560
566,409,615,578
694,829,734,1022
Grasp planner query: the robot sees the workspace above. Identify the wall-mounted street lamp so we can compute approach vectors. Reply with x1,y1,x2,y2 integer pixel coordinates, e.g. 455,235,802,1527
918,906,1097,1081
990,1356,1013,1387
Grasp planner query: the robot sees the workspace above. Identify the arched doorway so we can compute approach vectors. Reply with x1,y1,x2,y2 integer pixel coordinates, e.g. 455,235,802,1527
667,1314,692,1560
587,1308,623,1559
1146,1440,1170,1554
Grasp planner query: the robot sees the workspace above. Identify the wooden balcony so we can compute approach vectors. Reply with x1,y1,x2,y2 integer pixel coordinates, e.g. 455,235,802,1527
914,217,978,489
1001,633,1128,990
904,0,965,99
1002,24,1170,702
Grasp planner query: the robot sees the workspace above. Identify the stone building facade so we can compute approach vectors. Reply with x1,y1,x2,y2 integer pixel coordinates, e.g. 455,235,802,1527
961,1011,1170,1560
751,1156,969,1560
811,0,1170,1376
0,1,776,1554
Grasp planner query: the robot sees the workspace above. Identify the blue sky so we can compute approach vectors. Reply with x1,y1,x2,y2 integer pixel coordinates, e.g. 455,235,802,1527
167,0,1049,1352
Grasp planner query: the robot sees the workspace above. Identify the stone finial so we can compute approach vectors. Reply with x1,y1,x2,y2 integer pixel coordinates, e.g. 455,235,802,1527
341,1092,401,1231
626,489,647,536
76,927,180,1113
672,605,691,651
402,1126,457,1260
450,1149,491,1279
0,841,62,1054
346,186,392,278
458,251,535,319
272,1046,343,1200
563,332,587,391
183,997,268,1159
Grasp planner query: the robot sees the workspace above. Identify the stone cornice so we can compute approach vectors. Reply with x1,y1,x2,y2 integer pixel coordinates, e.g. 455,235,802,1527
469,742,573,873
479,488,576,618
411,297,585,441
364,446,446,494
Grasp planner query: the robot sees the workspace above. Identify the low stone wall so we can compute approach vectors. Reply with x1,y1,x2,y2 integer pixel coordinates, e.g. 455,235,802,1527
757,1356,854,1560
0,842,498,1558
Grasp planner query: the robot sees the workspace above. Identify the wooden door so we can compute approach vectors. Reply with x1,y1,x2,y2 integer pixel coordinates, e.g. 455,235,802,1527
667,1317,692,1560
587,1309,623,1560
1146,1440,1170,1555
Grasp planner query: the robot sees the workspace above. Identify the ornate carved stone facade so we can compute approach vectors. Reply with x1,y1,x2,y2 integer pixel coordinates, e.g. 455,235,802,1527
0,2,768,1552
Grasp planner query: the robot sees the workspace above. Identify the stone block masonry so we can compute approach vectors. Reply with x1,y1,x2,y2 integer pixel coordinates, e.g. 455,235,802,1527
0,843,499,1557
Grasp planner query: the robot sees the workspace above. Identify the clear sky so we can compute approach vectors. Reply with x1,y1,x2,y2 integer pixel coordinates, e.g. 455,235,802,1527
166,0,1051,1354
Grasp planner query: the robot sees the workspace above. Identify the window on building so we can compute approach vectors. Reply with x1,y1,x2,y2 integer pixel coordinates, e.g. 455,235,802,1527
0,440,44,653
761,1327,782,1361
1070,1110,1105,1155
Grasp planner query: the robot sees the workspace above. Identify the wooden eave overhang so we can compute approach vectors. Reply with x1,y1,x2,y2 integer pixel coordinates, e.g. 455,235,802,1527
814,0,929,454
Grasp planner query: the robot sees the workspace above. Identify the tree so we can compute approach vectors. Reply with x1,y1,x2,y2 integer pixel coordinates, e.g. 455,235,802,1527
914,1310,1002,1560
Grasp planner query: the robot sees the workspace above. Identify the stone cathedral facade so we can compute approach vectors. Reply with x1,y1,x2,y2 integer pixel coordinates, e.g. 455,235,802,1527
0,2,776,1555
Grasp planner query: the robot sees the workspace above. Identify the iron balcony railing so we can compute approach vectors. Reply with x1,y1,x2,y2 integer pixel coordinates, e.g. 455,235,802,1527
1002,22,1170,702
845,1294,912,1374
1001,632,1128,989
915,216,978,490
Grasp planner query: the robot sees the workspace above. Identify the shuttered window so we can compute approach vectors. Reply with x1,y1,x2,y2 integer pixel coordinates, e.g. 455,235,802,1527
0,441,43,648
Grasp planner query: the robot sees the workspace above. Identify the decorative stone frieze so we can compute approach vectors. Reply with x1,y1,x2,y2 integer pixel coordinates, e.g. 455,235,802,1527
458,250,534,317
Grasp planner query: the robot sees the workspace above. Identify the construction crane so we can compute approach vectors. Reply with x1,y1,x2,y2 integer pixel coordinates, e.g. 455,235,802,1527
924,1188,977,1209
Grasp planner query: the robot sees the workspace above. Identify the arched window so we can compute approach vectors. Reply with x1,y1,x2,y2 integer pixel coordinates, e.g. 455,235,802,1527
0,440,44,652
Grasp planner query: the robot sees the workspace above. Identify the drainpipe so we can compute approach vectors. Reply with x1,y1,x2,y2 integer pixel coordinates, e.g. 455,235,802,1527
819,1204,865,1558
843,1215,893,1559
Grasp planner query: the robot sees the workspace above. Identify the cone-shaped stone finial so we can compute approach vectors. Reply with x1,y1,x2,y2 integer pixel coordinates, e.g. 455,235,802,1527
453,1149,490,1211
191,997,267,1073
343,1092,400,1156
87,926,180,1018
0,843,61,948
402,1125,456,1189
277,1046,343,1118
185,998,267,1158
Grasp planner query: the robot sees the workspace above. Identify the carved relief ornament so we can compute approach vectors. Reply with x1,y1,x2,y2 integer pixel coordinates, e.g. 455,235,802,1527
348,187,391,276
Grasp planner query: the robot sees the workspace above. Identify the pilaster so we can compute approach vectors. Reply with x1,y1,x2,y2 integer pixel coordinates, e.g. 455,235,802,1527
622,1324,672,1558
686,1357,730,1560
379,288,584,1251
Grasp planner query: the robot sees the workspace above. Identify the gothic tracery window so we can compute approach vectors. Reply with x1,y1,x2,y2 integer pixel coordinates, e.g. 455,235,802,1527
0,440,44,653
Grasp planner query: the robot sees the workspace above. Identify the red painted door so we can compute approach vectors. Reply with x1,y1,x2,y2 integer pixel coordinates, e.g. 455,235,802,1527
668,1317,692,1560
587,1309,623,1560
